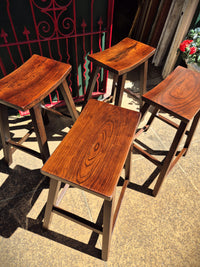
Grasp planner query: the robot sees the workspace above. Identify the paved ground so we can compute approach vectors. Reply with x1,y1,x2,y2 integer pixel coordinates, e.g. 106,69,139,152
0,65,200,266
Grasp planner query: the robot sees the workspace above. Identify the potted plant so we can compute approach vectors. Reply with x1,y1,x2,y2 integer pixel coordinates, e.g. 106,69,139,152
179,27,200,72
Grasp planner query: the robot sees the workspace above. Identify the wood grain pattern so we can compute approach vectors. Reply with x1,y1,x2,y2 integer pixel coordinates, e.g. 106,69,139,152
41,99,140,199
142,66,200,122
0,54,71,111
88,38,155,75
149,0,173,47
162,0,199,77
152,0,185,67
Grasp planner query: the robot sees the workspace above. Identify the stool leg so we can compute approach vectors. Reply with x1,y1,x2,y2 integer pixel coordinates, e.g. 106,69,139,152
29,104,50,163
183,111,200,156
59,79,79,122
115,74,127,106
136,102,151,127
125,148,132,181
0,104,12,165
102,195,115,261
140,102,150,119
110,74,118,103
143,106,159,131
43,178,61,229
82,64,99,110
139,61,148,108
41,100,49,125
153,121,188,196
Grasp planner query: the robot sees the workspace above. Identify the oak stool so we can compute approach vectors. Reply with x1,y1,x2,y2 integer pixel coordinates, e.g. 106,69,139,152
82,37,155,109
133,66,200,196
0,54,79,165
41,99,140,260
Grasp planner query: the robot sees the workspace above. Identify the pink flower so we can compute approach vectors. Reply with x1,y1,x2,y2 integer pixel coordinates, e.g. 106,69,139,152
179,39,193,52
189,46,197,54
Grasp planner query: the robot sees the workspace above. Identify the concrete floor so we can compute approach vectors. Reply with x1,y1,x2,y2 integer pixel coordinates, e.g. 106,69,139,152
0,66,200,266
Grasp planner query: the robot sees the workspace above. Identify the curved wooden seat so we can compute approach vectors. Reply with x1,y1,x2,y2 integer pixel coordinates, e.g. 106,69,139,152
0,54,74,112
0,54,78,165
88,37,155,75
83,37,155,108
41,99,140,260
133,66,200,196
142,66,200,122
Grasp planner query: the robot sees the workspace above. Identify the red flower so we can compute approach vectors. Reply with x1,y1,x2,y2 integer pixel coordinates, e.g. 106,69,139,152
179,39,193,52
189,46,197,54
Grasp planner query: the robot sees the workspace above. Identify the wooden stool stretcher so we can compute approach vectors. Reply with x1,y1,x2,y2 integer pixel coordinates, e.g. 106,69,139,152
133,66,200,196
41,99,140,260
0,54,79,164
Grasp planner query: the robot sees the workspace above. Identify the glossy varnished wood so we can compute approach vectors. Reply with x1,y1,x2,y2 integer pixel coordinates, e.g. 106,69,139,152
0,54,78,165
83,38,155,109
41,99,140,200
142,66,200,122
133,66,200,196
42,99,140,260
0,54,72,111
88,37,155,75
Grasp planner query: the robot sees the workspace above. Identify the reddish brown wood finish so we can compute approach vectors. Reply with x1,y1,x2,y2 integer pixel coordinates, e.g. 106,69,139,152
42,99,140,260
0,54,72,111
0,54,78,164
88,38,155,75
143,66,200,122
133,66,200,196
83,38,155,108
42,99,140,199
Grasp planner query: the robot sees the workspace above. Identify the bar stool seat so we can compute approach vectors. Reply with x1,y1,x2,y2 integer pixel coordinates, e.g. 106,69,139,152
41,99,140,260
82,37,155,109
0,54,79,165
133,66,200,196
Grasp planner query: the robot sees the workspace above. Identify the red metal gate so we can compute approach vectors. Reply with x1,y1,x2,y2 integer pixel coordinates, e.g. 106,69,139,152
0,0,114,112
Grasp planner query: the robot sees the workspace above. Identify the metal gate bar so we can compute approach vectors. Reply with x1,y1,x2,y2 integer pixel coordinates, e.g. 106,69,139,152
0,0,115,114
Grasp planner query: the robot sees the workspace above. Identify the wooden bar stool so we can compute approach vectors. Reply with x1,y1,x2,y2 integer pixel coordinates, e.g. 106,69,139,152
41,99,140,260
0,54,79,165
82,37,155,109
133,66,200,197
